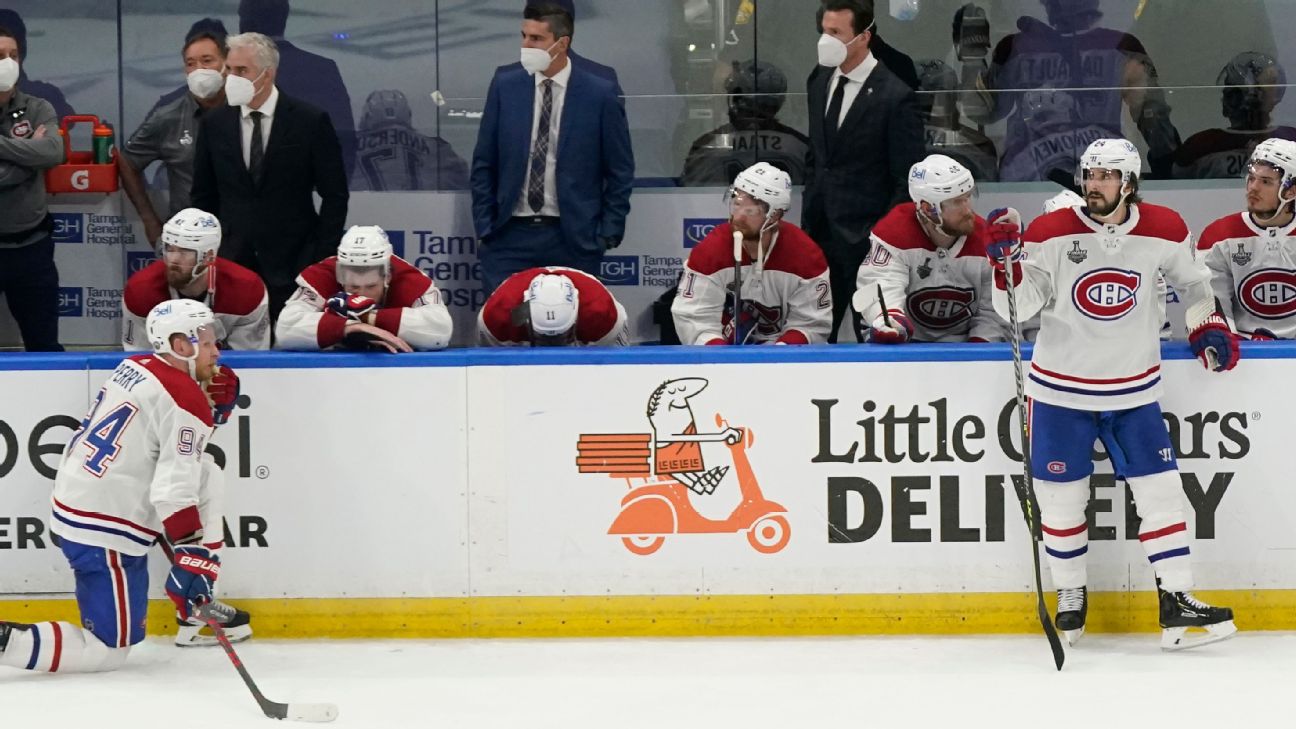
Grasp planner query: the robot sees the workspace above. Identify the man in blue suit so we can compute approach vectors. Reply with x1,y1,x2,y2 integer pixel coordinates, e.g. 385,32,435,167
471,2,634,297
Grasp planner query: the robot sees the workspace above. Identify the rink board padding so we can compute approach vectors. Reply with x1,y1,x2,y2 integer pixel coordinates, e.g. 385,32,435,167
3,346,1295,638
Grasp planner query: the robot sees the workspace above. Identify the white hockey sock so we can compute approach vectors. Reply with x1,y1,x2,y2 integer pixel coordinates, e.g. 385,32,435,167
0,621,130,673
1128,471,1194,591
1035,478,1091,589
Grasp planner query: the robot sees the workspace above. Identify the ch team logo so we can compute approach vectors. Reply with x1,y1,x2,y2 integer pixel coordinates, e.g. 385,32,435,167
599,256,640,286
683,218,726,249
907,286,976,330
1071,268,1142,320
1238,268,1296,320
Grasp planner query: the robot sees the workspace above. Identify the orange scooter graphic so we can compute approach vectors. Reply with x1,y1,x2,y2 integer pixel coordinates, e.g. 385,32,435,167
576,413,791,556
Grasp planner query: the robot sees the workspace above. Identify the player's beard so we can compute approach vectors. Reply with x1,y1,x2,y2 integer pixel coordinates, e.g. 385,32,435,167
941,214,975,237
165,266,191,290
1086,191,1119,217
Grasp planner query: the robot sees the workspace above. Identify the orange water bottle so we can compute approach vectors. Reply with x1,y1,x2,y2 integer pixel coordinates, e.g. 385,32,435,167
92,120,114,164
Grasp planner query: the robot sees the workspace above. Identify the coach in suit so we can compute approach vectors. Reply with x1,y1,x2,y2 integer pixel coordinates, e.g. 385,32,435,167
471,2,634,296
803,0,924,342
191,32,348,318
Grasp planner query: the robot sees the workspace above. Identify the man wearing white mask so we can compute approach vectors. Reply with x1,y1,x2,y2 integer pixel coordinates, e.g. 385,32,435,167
803,0,924,343
0,24,65,351
191,31,348,320
121,27,229,246
470,2,633,296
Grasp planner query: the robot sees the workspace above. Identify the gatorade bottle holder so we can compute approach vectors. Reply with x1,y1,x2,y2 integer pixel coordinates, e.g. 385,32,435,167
45,114,119,194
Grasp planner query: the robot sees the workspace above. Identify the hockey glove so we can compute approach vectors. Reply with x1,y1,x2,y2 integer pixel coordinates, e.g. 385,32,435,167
207,364,240,426
868,311,913,344
326,292,377,323
985,207,1023,289
1250,328,1280,341
166,546,220,621
1189,312,1241,372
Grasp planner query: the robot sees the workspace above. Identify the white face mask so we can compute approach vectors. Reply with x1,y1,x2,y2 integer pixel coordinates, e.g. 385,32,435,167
0,58,19,92
816,33,859,68
186,68,225,99
520,41,559,75
224,69,265,107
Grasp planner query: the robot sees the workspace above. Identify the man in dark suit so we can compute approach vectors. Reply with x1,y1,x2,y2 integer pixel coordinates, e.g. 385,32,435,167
803,0,924,342
471,2,634,296
524,0,623,98
191,32,348,318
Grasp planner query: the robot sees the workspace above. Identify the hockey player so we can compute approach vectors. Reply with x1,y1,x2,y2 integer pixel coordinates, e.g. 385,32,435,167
351,89,470,191
122,208,270,351
672,162,832,345
1,301,248,672
275,225,453,352
1197,138,1296,339
851,154,1008,343
478,267,628,346
987,138,1241,650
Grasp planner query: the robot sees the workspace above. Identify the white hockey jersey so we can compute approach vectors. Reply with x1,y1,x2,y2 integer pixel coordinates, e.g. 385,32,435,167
672,220,832,345
275,255,453,351
857,202,1009,342
51,356,214,556
122,259,271,351
1196,211,1296,338
477,266,628,346
996,203,1214,411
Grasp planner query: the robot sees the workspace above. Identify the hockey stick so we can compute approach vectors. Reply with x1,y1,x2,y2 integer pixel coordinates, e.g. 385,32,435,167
197,604,339,722
999,216,1066,671
732,230,744,345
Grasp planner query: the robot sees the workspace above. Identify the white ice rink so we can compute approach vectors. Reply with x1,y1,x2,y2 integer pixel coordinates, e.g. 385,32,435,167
5,633,1293,728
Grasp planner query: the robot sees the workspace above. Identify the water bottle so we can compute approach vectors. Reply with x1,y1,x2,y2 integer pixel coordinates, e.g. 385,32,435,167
92,121,114,164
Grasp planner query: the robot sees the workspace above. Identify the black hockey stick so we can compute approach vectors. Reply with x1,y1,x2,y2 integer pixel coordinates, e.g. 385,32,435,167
999,218,1066,671
198,604,339,722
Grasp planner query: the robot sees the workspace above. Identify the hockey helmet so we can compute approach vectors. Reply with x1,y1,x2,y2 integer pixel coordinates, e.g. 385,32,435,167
160,208,222,279
731,162,792,214
1220,52,1286,128
336,225,394,285
909,154,975,225
725,60,787,124
146,299,216,379
1076,138,1141,188
360,89,414,130
523,273,579,346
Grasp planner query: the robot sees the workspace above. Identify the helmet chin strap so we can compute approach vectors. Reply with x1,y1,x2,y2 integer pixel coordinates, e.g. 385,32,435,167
1252,192,1295,226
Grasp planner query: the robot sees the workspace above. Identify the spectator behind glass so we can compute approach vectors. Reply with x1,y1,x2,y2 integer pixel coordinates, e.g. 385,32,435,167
351,89,469,191
680,60,811,186
0,9,74,120
239,0,357,178
915,59,997,182
1174,53,1296,180
955,0,1180,183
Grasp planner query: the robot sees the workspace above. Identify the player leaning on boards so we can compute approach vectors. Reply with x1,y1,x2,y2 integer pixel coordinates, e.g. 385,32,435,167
985,138,1241,651
1197,138,1296,340
1,301,250,672
122,208,271,351
852,154,1009,344
275,225,452,353
478,266,628,346
672,162,833,345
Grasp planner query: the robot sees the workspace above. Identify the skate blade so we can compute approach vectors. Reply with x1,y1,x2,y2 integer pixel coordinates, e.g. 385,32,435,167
1063,627,1085,646
1160,620,1238,652
176,623,253,647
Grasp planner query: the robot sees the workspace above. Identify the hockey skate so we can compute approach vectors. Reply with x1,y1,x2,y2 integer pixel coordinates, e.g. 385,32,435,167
1158,587,1236,651
1055,587,1087,646
177,599,252,647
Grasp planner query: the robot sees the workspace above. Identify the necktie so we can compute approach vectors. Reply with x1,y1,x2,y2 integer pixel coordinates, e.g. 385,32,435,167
824,76,847,151
249,110,265,181
527,80,553,214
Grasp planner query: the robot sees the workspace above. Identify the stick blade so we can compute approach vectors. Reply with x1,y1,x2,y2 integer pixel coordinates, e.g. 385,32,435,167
286,703,339,723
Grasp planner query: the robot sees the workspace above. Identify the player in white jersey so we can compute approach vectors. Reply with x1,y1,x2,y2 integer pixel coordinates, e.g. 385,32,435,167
672,162,832,345
1,301,248,673
986,139,1241,651
1197,138,1296,339
852,154,1008,343
478,267,628,346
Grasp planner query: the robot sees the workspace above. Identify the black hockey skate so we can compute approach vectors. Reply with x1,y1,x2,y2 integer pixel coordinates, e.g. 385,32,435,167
1158,587,1237,651
1054,587,1087,646
177,599,252,647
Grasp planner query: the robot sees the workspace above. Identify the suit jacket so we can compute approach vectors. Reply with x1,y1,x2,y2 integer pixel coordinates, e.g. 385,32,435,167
191,92,349,292
802,60,924,259
470,61,634,255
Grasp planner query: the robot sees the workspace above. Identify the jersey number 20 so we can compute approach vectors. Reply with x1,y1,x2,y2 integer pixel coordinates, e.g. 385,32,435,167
68,392,140,477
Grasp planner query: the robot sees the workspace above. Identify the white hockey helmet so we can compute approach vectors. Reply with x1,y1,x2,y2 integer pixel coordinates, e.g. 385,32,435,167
1076,138,1142,188
146,299,216,378
160,208,222,280
1248,137,1296,191
731,162,792,214
336,225,394,282
524,273,579,345
909,154,976,223
1042,188,1086,214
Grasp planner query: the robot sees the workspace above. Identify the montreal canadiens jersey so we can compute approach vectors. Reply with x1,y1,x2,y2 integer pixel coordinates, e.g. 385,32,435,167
275,255,453,351
672,220,832,345
996,203,1213,410
477,266,628,346
1197,211,1296,338
122,259,270,351
51,356,214,557
857,202,1009,342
